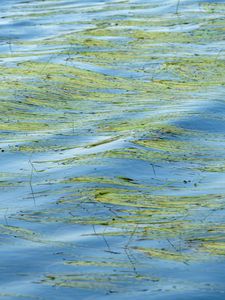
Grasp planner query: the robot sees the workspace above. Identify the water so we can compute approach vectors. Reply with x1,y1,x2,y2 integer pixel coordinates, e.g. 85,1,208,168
0,0,225,299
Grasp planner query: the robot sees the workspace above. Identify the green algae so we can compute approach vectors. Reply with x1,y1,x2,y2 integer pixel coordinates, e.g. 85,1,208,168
162,57,225,84
84,136,122,148
99,120,187,134
133,139,191,152
44,140,223,168
94,189,225,210
197,165,225,173
201,242,225,256
64,176,141,188
16,143,77,153
0,224,42,243
41,272,157,290
134,247,194,262
65,260,129,268
0,293,40,300
16,61,141,92
202,2,225,13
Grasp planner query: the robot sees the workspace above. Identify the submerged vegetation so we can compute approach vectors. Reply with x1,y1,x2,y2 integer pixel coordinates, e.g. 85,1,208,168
0,0,225,298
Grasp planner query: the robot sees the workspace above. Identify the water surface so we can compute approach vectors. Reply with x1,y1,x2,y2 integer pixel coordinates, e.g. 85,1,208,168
0,0,225,299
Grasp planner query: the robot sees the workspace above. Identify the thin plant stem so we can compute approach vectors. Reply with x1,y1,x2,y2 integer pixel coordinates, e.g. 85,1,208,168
176,0,181,14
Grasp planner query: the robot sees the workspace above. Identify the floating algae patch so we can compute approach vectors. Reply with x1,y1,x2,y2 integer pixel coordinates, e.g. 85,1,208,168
200,242,225,256
15,185,225,237
63,175,141,188
64,260,130,268
99,118,188,134
133,247,195,263
15,141,79,153
161,57,225,84
95,189,225,210
0,224,43,244
133,139,193,152
0,172,28,187
84,135,123,148
0,180,25,187
41,272,157,291
0,293,40,300
17,61,145,92
197,164,225,173
93,146,213,164
202,2,225,13
46,140,225,168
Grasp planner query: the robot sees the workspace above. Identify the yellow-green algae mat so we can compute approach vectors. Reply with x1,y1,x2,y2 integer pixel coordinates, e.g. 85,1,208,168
0,0,225,299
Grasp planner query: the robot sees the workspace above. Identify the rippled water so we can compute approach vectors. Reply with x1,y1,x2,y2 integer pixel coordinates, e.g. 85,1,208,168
0,0,225,299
